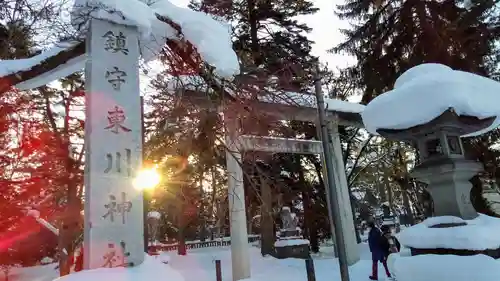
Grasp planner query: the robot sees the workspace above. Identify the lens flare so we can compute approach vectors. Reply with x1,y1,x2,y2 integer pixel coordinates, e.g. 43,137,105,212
133,168,161,190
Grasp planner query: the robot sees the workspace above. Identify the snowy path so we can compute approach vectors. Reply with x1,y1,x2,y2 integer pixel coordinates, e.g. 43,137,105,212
165,243,394,281
7,243,392,281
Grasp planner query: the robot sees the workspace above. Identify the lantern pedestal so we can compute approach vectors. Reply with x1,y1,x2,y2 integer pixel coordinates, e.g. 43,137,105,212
274,231,310,260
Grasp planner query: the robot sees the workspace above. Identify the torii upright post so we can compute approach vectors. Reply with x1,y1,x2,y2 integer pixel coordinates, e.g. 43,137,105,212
84,18,144,269
315,67,351,281
328,119,359,266
224,116,251,281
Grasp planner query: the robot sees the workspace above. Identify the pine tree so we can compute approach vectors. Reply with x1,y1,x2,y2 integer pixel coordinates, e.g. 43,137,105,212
224,0,322,252
127,0,329,255
192,0,319,91
332,0,500,103
333,0,500,217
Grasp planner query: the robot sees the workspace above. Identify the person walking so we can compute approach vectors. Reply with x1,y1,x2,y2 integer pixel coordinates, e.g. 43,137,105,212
368,221,385,280
382,225,401,252
380,225,401,279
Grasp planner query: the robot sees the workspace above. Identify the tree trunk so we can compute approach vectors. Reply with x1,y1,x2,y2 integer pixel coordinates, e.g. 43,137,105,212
59,140,79,276
401,186,414,225
207,167,218,235
383,171,394,210
397,146,415,225
41,89,79,276
247,0,262,66
376,147,387,204
260,177,274,256
348,193,362,244
216,199,226,238
198,176,207,242
296,156,319,253
377,172,388,203
309,155,338,255
177,205,186,255
394,175,415,226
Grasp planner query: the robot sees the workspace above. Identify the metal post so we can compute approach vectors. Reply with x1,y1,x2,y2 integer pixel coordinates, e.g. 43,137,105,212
215,259,222,281
141,96,149,253
305,258,316,281
313,64,350,281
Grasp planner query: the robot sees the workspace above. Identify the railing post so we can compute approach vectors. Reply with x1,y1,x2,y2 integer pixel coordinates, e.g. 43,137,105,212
305,258,316,281
215,259,222,281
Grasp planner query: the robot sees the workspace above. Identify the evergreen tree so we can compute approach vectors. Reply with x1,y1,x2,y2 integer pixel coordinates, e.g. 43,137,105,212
142,0,327,254
333,0,500,216
192,0,319,91
332,0,500,103
203,0,323,252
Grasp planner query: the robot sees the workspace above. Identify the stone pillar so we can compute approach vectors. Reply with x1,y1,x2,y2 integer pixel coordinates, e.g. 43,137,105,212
224,118,251,281
328,121,360,266
84,18,144,269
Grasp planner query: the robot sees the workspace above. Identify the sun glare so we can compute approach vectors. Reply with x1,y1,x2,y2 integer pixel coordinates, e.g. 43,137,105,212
133,168,161,190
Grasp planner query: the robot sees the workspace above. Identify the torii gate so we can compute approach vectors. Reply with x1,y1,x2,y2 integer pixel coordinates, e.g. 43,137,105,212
0,4,367,281
178,87,365,280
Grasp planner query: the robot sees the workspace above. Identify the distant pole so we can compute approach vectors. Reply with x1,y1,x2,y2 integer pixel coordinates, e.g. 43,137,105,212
141,96,149,253
313,63,350,281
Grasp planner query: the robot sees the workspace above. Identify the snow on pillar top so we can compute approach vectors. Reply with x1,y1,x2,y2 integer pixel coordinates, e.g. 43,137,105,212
71,0,239,78
71,0,158,35
147,211,161,219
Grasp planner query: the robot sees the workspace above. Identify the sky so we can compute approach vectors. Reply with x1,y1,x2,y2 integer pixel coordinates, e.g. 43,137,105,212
295,0,356,69
165,0,356,70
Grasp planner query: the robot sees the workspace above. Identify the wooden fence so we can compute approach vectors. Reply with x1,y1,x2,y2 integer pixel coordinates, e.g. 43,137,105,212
150,235,261,252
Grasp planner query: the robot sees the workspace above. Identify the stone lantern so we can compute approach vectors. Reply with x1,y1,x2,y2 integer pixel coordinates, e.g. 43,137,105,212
377,108,495,221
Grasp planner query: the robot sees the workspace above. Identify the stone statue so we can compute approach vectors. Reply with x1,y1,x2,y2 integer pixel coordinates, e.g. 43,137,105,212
280,207,298,230
275,206,310,259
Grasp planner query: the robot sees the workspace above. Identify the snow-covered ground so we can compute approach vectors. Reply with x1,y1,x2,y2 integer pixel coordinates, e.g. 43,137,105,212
4,243,384,281
3,263,58,281
157,243,380,281
7,238,500,281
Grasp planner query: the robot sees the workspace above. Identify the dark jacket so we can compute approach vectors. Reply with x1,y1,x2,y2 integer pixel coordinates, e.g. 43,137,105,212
368,227,384,261
380,235,401,258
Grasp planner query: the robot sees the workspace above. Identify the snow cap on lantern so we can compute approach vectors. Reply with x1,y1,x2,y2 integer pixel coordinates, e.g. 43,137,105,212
362,63,500,137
